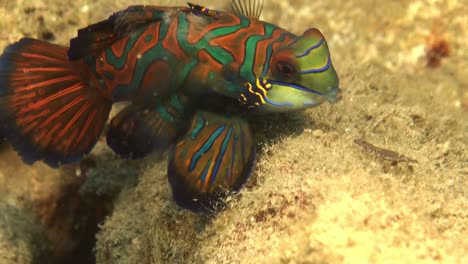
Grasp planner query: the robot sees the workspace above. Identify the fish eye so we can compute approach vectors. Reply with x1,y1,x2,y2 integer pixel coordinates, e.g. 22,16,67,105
276,61,296,78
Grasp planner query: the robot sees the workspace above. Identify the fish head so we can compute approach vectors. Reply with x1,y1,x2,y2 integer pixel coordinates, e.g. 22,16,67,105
240,28,341,112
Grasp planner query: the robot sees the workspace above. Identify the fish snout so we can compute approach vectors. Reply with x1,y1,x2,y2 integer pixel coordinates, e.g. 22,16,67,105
326,87,342,104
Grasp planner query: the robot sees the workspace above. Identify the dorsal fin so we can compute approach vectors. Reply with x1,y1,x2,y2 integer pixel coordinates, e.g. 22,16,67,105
227,0,264,19
68,5,181,60
187,0,264,20
187,2,222,20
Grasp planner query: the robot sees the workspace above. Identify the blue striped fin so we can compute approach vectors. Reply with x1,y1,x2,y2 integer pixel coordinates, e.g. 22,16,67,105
168,110,255,212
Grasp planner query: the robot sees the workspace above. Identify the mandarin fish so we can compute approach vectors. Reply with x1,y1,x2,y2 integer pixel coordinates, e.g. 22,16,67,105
0,0,341,212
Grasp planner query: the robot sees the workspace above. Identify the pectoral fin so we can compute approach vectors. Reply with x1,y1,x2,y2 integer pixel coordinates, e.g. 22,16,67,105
168,110,255,212
106,95,188,159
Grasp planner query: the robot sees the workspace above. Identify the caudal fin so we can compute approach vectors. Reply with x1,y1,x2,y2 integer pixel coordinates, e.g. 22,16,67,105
0,38,112,167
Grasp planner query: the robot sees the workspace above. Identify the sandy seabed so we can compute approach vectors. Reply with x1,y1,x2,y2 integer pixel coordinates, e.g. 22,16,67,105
0,0,467,263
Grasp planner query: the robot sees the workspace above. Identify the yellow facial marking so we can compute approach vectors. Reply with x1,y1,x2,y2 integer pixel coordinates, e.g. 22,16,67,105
240,94,247,102
255,78,268,96
245,82,266,104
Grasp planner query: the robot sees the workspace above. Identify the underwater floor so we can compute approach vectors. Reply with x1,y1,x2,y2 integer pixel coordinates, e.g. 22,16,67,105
0,0,467,263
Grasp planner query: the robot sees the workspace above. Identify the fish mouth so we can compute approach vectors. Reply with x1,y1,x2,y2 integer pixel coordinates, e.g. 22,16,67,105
324,87,342,104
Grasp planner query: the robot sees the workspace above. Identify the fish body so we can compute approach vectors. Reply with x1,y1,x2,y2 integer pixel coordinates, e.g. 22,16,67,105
0,1,340,212
79,6,298,106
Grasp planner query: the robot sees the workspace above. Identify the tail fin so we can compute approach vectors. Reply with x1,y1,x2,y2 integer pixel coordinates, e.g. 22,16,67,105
0,38,112,167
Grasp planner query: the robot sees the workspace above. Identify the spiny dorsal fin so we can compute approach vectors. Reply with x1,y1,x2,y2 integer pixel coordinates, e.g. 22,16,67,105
227,0,264,19
187,2,222,20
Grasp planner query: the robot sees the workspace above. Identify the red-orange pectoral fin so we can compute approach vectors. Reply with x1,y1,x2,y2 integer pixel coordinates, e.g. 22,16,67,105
0,38,112,167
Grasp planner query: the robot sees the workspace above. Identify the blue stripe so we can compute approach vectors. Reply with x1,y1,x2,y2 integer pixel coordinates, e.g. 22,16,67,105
261,33,286,76
199,158,212,183
211,126,233,184
268,80,324,95
296,38,324,58
229,133,239,180
263,97,294,107
299,56,331,74
189,126,225,172
190,112,205,139
286,37,299,47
